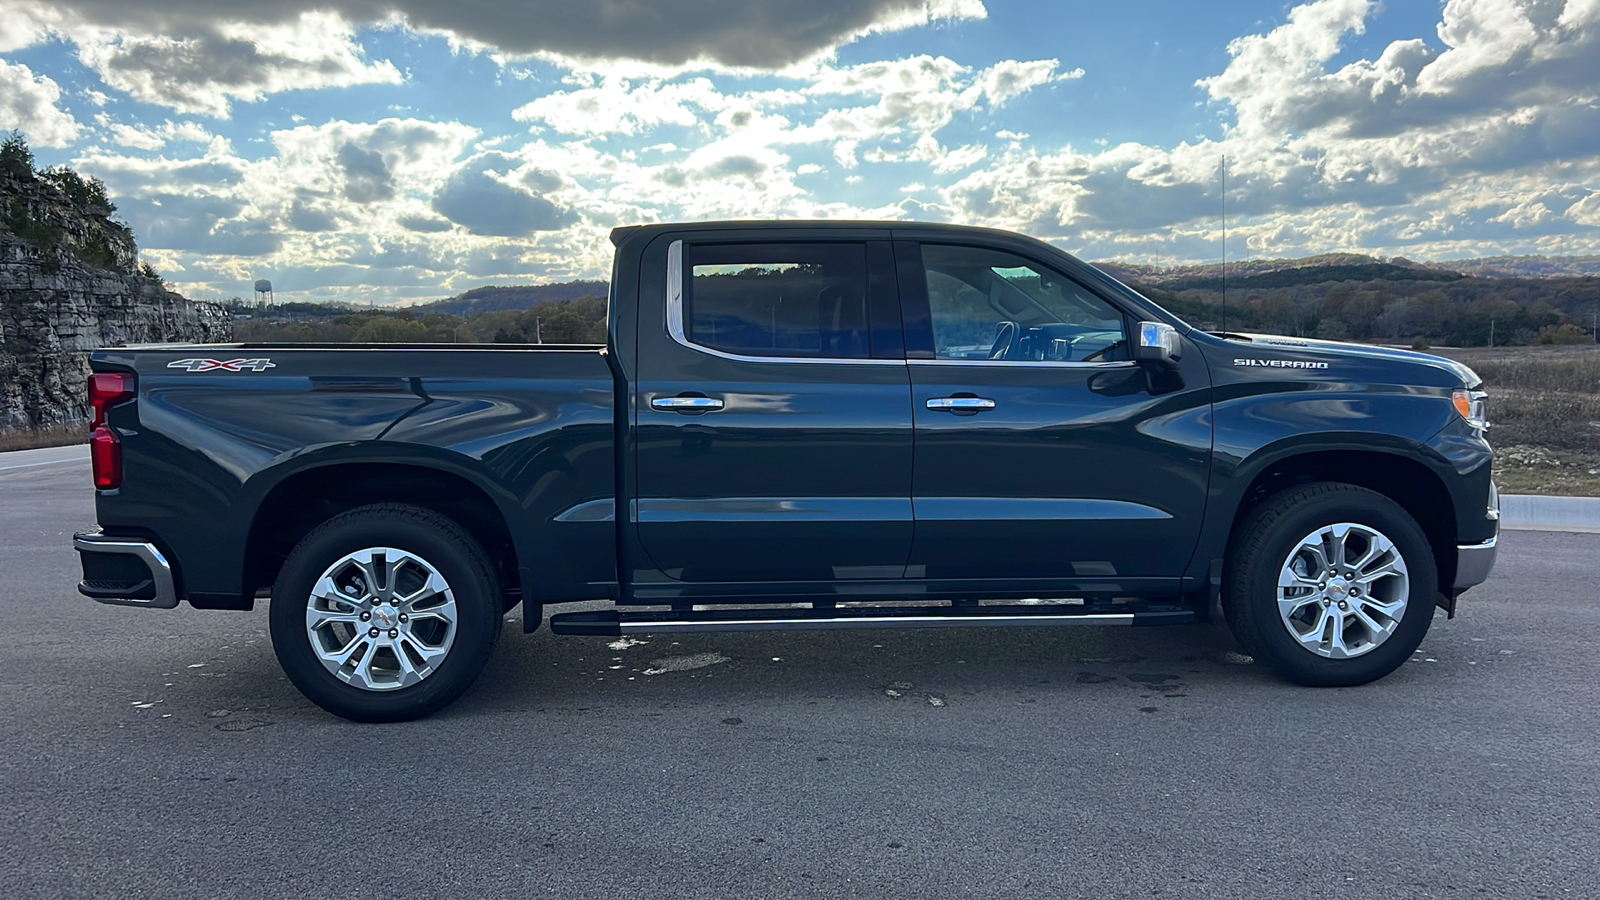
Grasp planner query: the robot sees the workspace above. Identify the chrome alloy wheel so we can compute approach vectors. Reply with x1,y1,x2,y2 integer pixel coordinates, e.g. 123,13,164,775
1276,522,1410,660
304,547,458,691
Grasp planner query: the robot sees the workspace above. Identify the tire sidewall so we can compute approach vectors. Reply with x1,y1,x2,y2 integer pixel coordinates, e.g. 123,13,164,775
269,508,500,722
1232,487,1437,687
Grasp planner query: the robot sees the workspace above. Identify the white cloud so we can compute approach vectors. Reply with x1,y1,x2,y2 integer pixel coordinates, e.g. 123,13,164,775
103,119,213,151
1569,191,1600,227
975,59,1081,106
937,0,1600,262
0,60,82,146
513,77,731,136
431,151,577,235
71,12,402,117
0,2,63,53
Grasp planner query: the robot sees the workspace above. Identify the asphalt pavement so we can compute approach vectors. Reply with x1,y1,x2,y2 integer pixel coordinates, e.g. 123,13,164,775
3,454,1597,899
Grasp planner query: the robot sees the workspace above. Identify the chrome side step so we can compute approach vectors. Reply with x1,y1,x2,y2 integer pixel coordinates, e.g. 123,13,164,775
549,605,1195,636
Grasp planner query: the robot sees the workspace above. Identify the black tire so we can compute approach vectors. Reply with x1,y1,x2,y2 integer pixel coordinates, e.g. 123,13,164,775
1223,482,1436,687
269,503,502,722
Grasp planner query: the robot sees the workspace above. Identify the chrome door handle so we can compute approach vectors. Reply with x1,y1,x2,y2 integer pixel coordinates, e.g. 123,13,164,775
926,397,996,411
652,396,725,411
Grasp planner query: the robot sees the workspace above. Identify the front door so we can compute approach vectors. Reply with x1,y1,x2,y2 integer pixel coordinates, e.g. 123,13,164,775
898,240,1213,586
633,234,913,585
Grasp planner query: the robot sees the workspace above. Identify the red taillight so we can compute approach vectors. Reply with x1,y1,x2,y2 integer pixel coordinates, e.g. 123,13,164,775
91,425,122,489
87,372,135,490
89,372,134,428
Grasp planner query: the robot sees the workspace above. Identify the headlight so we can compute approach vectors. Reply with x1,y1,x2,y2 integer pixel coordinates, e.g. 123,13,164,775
1452,389,1489,430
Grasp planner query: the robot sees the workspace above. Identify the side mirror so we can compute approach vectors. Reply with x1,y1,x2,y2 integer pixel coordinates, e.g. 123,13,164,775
1132,321,1181,364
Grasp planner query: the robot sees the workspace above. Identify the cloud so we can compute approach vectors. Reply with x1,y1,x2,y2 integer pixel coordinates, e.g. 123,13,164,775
70,12,402,117
976,59,1081,106
938,0,1600,262
6,0,987,71
0,60,83,146
102,118,213,150
513,76,728,136
431,152,578,236
397,213,455,233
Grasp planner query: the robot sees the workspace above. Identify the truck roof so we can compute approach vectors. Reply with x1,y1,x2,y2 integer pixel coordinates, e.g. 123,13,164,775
608,219,1047,247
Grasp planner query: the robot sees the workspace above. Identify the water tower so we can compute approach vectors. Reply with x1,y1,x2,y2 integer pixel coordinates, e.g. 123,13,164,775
254,279,274,307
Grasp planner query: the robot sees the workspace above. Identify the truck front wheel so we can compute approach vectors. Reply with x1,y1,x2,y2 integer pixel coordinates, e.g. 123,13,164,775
1223,483,1436,687
269,503,502,722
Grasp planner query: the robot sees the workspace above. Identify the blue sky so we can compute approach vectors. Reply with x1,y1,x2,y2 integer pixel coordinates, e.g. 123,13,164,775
2,0,1599,304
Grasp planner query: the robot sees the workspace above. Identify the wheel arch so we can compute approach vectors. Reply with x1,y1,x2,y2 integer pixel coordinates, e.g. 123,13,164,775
1221,444,1459,591
242,454,525,613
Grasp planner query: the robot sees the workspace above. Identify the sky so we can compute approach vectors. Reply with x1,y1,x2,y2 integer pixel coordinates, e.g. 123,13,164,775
2,0,1599,304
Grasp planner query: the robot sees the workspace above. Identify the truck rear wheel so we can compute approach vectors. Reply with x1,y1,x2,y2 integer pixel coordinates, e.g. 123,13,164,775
1223,483,1436,687
269,503,502,722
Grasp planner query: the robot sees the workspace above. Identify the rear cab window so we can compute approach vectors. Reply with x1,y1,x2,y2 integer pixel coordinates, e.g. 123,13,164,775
684,243,871,360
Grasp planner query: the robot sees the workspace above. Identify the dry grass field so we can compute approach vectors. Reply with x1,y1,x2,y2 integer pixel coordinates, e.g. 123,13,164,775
1435,344,1600,496
0,423,82,453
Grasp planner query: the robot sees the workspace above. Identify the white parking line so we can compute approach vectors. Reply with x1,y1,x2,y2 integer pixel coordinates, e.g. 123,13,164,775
0,458,85,472
0,445,89,472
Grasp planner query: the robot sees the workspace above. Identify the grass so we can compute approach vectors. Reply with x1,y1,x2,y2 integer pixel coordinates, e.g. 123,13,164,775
1435,344,1600,496
0,422,84,453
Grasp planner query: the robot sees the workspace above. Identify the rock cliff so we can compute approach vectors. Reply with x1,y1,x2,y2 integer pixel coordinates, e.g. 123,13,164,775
0,169,231,431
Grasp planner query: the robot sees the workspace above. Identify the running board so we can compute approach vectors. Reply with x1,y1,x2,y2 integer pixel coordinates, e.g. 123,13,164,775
549,605,1195,636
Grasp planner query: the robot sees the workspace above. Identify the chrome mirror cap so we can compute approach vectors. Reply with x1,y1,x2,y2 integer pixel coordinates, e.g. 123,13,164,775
1135,321,1181,362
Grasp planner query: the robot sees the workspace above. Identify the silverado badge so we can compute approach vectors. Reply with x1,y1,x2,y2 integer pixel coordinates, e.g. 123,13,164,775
1233,358,1329,369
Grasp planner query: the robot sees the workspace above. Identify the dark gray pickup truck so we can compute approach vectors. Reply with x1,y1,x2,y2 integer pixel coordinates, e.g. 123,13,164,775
75,220,1498,720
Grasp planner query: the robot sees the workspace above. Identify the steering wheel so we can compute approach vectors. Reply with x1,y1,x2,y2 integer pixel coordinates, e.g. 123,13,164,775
1080,339,1125,362
989,320,1019,360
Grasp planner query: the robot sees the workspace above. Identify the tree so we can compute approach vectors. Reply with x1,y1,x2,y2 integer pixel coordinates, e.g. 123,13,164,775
40,166,116,212
1538,323,1592,345
352,317,429,343
0,130,34,179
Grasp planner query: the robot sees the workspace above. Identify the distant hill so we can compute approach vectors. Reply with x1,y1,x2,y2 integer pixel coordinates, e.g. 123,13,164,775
1435,255,1600,279
413,280,608,317
1094,253,1465,290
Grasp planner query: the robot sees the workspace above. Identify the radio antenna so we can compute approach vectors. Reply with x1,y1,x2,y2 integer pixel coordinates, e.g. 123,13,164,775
1220,154,1228,336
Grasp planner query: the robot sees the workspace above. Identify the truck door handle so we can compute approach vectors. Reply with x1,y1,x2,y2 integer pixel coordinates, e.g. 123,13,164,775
652,395,725,412
926,397,996,412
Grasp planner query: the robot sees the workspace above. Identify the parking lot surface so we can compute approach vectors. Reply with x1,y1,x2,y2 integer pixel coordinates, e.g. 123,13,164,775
3,454,1597,899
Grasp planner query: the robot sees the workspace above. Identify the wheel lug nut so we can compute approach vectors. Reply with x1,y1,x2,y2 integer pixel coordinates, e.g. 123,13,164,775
398,614,408,623
368,627,380,638
360,612,370,621
1338,601,1349,610
388,629,399,638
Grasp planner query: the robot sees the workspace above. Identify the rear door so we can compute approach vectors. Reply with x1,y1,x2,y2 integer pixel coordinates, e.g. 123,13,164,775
897,238,1213,585
632,230,913,584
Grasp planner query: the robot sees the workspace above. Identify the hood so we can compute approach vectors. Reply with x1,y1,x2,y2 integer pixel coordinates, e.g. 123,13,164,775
1225,333,1481,387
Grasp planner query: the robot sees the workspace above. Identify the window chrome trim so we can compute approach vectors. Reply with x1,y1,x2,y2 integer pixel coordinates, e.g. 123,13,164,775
907,358,1138,369
665,239,903,367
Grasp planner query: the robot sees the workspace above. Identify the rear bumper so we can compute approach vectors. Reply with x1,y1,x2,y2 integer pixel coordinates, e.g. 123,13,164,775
73,532,179,609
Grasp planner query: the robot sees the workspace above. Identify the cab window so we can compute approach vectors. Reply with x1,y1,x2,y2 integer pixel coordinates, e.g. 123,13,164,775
921,244,1127,362
685,243,870,359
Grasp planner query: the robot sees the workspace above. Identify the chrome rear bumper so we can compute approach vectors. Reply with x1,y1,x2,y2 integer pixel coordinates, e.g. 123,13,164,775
73,532,179,609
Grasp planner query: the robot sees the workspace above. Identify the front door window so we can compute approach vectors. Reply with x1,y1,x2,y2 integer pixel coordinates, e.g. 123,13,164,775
921,244,1128,363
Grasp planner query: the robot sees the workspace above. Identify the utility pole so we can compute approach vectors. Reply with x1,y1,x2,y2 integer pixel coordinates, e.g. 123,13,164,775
1489,318,1495,348
535,317,543,344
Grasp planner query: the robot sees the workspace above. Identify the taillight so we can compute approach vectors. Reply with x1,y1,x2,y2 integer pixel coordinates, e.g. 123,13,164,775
88,372,135,490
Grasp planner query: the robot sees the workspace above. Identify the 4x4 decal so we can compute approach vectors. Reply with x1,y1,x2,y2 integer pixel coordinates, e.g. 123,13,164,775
167,358,277,372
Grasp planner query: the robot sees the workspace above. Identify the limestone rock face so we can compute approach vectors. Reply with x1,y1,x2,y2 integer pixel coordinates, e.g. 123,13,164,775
1,172,232,430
